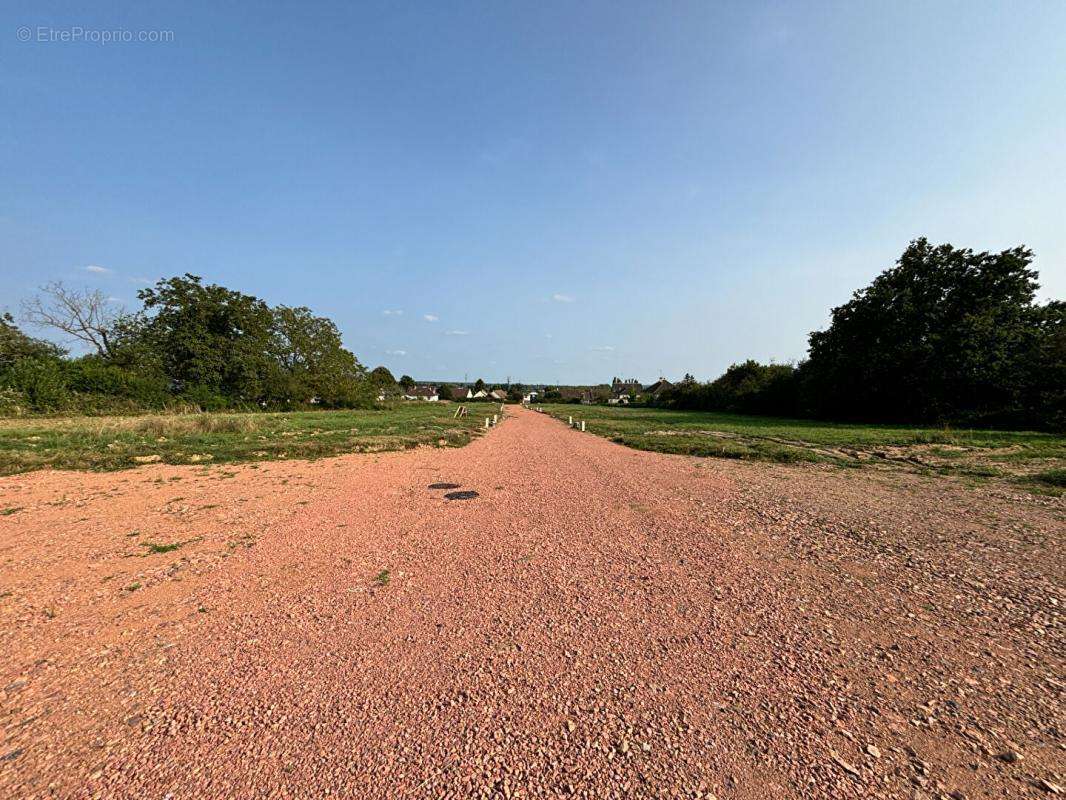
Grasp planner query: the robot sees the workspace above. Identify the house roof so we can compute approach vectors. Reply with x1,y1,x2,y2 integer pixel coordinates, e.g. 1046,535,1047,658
643,379,673,395
448,386,470,400
406,385,437,398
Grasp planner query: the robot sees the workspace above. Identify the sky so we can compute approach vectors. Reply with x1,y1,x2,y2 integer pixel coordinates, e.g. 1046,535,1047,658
3,1,1065,385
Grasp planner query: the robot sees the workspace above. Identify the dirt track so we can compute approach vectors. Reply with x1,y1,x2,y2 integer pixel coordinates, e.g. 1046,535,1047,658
1,406,1062,799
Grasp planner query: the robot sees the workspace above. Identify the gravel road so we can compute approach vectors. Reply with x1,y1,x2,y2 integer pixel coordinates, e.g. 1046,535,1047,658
1,406,1062,799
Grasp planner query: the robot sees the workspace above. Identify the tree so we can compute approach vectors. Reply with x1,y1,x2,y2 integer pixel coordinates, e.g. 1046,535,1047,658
271,305,366,403
473,378,486,393
137,274,278,401
1018,300,1066,429
4,275,381,413
22,282,122,357
399,374,415,391
370,366,396,384
368,366,399,399
1,313,65,371
803,238,1053,424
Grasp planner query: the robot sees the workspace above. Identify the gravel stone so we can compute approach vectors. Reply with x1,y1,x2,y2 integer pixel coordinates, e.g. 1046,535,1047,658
0,406,1062,799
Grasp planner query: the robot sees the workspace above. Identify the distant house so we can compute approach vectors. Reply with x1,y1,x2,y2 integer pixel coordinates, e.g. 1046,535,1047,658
643,378,673,398
580,387,611,405
522,390,538,403
448,386,473,401
556,387,586,403
471,389,489,399
403,385,439,401
608,377,642,405
489,389,507,401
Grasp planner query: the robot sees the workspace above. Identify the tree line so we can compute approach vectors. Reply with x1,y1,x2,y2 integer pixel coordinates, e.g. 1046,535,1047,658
4,239,1062,427
659,239,1065,430
1,274,380,414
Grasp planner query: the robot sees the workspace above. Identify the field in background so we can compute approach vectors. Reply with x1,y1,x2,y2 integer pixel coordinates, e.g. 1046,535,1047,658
0,403,488,475
536,404,1066,492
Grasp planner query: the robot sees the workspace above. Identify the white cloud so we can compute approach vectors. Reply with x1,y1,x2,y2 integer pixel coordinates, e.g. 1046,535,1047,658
544,333,553,339
590,345,615,352
106,296,123,303
84,265,111,274
129,276,152,285
444,329,469,336
551,293,575,303
423,314,439,322
385,349,407,356
382,309,404,316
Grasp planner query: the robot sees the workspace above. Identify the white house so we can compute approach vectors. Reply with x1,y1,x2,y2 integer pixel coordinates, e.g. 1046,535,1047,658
402,386,439,401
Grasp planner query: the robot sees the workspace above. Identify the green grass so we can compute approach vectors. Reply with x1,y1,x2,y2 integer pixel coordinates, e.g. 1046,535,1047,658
0,403,488,475
538,404,1066,476
142,541,185,554
1028,467,1066,487
1021,468,1066,496
373,569,391,587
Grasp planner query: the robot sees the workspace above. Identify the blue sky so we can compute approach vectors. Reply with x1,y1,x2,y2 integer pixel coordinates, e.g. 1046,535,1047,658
3,1,1065,384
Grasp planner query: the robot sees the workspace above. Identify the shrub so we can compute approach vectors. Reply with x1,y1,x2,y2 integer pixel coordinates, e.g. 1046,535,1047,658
0,388,29,416
1,357,71,412
180,384,234,412
65,358,171,408
663,361,799,417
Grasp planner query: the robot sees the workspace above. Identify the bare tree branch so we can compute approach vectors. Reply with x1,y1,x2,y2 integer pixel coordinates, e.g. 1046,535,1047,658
21,281,121,357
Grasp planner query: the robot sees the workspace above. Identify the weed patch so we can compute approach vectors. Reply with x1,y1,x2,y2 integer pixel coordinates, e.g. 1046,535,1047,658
143,541,185,554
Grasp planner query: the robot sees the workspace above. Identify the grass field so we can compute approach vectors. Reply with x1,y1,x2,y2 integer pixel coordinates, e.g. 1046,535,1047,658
0,403,492,475
537,404,1066,490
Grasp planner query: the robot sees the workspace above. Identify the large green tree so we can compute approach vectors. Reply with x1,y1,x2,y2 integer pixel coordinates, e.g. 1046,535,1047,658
803,238,1057,425
368,366,399,399
271,305,366,404
137,274,278,401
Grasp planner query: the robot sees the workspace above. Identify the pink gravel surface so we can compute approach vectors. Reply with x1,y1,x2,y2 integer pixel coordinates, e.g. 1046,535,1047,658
1,406,1062,799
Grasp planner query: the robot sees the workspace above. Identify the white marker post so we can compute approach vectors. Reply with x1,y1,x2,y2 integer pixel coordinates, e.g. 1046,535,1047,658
492,414,498,426
581,421,586,432
485,417,490,429
568,415,573,426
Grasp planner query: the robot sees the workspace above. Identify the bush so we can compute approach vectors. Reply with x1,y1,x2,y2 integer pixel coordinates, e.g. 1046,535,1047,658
1,357,71,412
0,388,29,416
179,384,235,412
65,359,171,408
663,361,799,417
